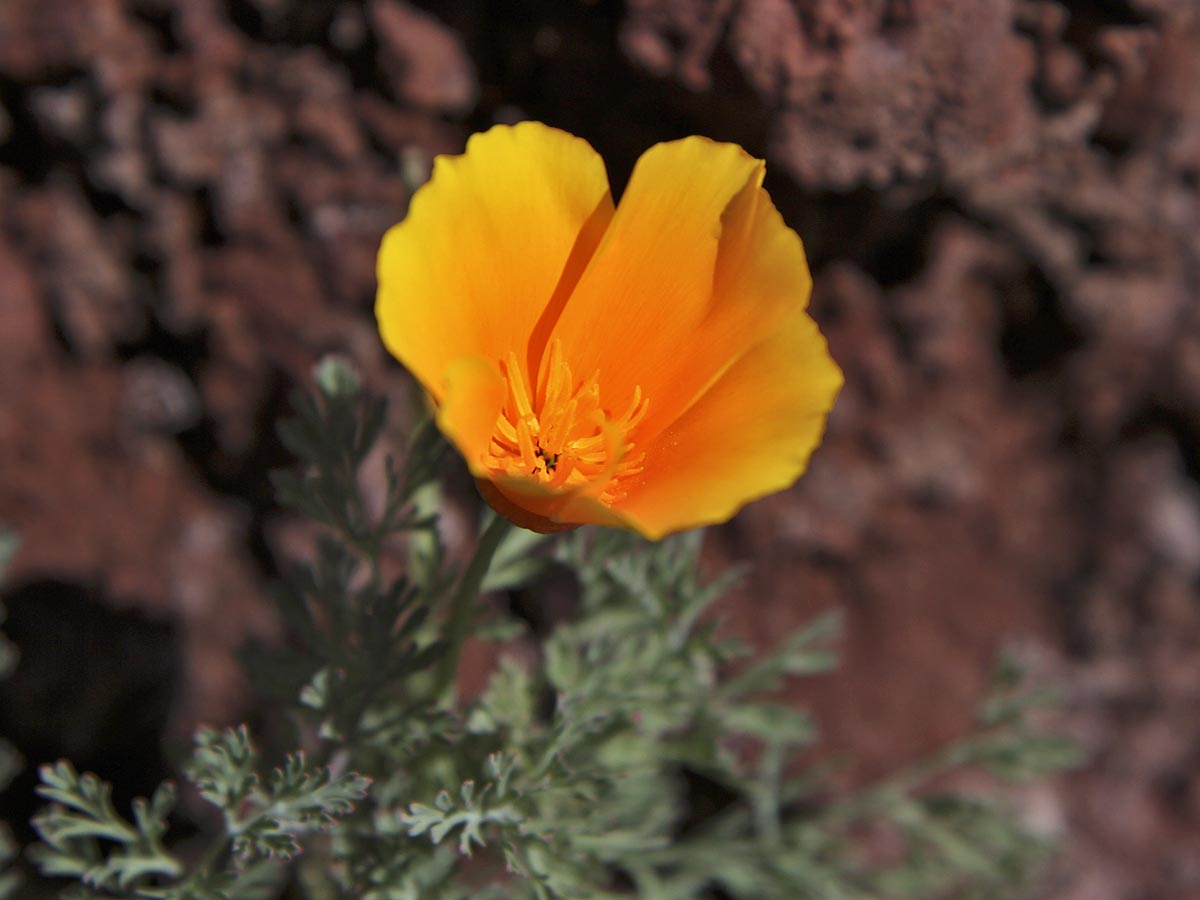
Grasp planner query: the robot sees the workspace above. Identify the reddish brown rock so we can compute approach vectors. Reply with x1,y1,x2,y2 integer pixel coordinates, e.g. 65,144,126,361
369,0,478,114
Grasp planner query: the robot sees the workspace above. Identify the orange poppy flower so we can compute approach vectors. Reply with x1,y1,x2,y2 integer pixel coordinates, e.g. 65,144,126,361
376,122,842,539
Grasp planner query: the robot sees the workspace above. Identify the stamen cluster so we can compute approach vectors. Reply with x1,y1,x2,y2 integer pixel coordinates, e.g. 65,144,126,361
484,340,648,503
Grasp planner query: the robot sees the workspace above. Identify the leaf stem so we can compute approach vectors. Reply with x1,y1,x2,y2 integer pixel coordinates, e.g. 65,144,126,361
435,514,513,706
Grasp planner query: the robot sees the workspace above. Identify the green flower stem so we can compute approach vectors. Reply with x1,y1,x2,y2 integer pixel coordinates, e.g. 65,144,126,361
435,513,513,706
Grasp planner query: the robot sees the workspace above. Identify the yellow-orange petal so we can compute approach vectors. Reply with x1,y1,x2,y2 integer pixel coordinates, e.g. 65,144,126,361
435,356,505,471
545,136,764,413
610,310,844,540
634,170,814,442
376,122,613,400
475,480,579,534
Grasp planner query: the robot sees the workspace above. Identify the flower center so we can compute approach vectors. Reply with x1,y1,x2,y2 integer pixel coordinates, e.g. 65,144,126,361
484,340,647,503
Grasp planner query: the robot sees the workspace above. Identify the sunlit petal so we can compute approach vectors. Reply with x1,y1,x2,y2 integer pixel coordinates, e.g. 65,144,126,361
376,121,613,400
635,170,814,442
546,137,764,415
436,356,506,470
612,311,844,540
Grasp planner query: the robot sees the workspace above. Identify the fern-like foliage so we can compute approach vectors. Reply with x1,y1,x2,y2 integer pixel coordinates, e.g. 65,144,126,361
31,729,368,898
25,361,1080,899
187,726,371,863
379,532,1077,900
30,761,180,891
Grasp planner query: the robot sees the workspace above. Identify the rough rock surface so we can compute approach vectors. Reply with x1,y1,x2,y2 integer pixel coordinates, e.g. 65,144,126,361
2,1,1199,896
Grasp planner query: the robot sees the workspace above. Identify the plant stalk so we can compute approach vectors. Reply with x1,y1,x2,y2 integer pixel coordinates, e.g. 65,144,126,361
435,513,512,706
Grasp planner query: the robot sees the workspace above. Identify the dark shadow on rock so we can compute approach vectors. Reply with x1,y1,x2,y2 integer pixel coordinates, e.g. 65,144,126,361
0,578,179,844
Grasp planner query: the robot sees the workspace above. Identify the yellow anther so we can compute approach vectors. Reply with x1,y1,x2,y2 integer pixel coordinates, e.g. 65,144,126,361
483,339,647,503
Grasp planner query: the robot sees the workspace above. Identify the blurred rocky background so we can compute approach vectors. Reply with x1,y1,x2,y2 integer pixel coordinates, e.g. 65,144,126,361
1,1,1199,897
